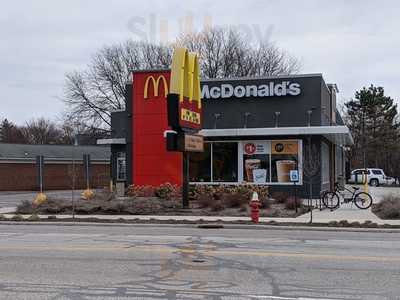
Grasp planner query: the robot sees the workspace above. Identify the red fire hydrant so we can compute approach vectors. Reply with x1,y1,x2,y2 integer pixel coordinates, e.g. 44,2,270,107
249,192,261,223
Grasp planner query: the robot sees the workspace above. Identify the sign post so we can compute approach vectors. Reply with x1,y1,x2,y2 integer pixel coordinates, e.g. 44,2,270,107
166,47,203,208
34,155,47,205
82,154,95,200
290,169,299,213
83,154,91,190
36,155,44,193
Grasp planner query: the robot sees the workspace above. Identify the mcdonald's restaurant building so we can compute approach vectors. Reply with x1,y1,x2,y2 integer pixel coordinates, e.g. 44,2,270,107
98,70,353,198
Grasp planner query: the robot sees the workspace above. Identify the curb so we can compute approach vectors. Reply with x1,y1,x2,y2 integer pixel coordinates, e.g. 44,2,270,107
1,220,400,233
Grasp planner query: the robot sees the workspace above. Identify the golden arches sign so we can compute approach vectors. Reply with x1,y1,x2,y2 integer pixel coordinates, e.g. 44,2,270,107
143,75,168,99
169,47,201,109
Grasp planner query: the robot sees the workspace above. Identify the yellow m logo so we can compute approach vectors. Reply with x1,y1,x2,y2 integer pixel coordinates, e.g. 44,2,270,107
143,75,168,99
170,48,201,109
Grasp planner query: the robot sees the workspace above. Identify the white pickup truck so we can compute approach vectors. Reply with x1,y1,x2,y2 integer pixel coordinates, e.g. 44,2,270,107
348,168,395,187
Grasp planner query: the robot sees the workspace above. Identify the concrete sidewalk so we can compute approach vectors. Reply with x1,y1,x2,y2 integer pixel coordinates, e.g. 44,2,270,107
0,207,16,214
2,209,400,225
0,190,85,208
2,186,400,225
297,202,389,223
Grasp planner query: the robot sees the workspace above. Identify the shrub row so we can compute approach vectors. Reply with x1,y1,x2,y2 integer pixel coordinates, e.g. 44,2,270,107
373,194,400,219
191,184,270,211
126,183,181,200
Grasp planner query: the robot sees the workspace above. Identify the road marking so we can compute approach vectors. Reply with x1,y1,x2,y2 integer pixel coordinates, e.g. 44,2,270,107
249,296,336,300
0,244,399,262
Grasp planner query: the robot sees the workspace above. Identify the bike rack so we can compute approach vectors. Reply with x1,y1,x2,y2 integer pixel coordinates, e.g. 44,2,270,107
320,189,340,212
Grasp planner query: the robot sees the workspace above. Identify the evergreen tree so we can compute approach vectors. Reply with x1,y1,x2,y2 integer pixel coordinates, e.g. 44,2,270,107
0,118,27,143
345,85,399,176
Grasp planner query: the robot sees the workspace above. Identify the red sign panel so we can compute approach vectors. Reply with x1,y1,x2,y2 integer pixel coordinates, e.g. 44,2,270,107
131,70,182,186
244,143,256,155
179,98,202,130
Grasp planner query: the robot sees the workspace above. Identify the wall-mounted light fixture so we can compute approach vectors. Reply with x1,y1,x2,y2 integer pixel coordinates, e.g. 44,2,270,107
274,111,281,127
307,107,316,127
244,112,251,128
213,113,221,129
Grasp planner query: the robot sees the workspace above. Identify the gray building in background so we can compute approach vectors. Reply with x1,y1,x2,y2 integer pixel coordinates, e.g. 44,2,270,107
100,73,353,198
0,143,110,191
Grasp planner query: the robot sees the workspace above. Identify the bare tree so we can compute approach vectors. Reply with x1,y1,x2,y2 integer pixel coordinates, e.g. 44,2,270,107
22,118,63,144
176,27,301,78
64,27,301,129
64,41,172,128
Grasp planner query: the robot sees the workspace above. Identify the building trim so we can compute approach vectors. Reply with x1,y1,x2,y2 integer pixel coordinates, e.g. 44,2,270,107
201,73,323,83
199,126,353,145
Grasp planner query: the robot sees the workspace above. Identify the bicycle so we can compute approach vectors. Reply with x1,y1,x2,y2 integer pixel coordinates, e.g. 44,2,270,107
323,182,373,209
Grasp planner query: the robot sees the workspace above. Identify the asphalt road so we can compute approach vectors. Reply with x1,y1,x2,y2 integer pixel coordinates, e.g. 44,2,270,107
0,224,399,299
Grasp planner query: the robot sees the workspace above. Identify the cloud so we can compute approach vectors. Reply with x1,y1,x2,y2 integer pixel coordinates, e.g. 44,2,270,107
0,0,399,123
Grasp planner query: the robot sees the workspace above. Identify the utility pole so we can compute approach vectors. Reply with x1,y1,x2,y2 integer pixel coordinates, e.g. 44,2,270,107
71,134,78,220
362,109,366,169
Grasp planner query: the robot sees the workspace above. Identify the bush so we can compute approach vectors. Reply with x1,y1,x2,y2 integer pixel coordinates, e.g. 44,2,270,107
155,183,181,200
373,194,400,219
197,194,214,208
210,200,224,211
271,192,289,204
192,184,269,203
350,221,361,227
126,185,156,197
338,220,350,227
221,192,248,208
284,196,302,210
127,183,181,199
246,185,269,201
16,200,36,214
191,185,215,201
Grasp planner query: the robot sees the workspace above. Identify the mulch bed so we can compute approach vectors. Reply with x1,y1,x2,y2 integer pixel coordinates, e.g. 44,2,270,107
16,196,308,218
371,195,400,220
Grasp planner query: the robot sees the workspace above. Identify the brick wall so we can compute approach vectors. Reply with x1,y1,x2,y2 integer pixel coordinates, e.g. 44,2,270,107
0,162,110,191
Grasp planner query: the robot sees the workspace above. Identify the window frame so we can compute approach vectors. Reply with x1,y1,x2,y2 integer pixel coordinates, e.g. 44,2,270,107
211,141,239,183
189,139,303,185
372,169,383,175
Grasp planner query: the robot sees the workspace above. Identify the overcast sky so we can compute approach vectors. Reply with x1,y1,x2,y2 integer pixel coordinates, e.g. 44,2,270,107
1,0,399,124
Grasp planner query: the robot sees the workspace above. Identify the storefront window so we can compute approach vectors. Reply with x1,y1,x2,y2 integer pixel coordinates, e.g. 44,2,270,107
189,143,211,182
189,140,301,184
116,152,126,181
212,142,238,182
270,140,299,183
242,141,270,183
321,142,330,185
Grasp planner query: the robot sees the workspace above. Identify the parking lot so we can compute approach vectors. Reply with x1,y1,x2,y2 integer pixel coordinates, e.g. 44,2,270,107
359,185,400,202
0,190,84,209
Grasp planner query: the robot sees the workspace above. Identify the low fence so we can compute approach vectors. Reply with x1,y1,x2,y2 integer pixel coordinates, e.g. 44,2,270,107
0,162,110,191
